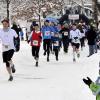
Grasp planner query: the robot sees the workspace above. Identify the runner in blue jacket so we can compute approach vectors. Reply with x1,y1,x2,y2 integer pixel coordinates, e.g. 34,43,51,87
50,22,59,53
52,33,60,61
41,20,52,62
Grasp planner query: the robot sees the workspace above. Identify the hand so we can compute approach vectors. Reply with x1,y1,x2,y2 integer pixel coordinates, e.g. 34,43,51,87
27,40,30,44
39,36,42,39
74,37,78,39
83,77,92,87
69,39,72,43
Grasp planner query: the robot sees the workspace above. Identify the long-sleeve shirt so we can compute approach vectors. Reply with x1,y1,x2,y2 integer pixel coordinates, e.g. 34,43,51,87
0,28,18,52
70,29,81,43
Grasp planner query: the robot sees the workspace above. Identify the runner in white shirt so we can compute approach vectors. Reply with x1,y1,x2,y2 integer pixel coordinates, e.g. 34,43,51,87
70,23,82,62
0,19,18,81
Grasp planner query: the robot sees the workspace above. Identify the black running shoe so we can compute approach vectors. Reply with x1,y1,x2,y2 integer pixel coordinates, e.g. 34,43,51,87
77,53,80,58
87,54,92,57
34,56,36,60
36,62,38,67
11,65,16,73
73,58,76,62
8,76,13,81
43,51,46,56
47,57,49,62
56,57,58,61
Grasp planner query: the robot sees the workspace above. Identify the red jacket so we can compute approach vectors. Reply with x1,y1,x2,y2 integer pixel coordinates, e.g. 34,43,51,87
31,31,42,47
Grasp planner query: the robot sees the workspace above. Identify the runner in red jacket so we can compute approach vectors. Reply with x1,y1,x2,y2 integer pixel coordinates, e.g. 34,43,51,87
28,24,42,67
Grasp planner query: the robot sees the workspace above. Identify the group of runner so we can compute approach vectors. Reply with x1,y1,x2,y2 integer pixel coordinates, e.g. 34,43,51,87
0,18,99,81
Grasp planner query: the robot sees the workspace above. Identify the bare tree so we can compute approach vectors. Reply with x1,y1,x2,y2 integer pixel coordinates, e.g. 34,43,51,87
0,0,65,26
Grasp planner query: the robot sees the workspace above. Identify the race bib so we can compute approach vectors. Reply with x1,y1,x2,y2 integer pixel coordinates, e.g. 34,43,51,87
64,32,68,36
54,41,59,46
3,44,10,49
33,40,38,46
51,32,54,36
45,31,50,36
59,34,62,38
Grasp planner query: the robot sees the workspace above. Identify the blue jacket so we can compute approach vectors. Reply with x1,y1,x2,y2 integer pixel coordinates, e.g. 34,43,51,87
50,26,59,33
50,26,59,38
41,26,52,40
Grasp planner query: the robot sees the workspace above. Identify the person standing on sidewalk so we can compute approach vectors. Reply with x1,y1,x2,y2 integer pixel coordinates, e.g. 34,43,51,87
11,23,20,52
86,25,97,57
0,19,18,81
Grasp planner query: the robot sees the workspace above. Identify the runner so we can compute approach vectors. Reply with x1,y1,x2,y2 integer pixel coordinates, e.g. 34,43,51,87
28,24,42,67
52,33,60,61
0,19,18,81
70,23,81,62
41,20,52,62
60,23,70,53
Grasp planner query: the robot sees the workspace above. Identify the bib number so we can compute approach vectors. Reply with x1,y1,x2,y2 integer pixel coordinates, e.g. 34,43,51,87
33,40,38,46
3,44,9,50
4,45,9,49
51,32,54,36
59,34,62,38
64,32,68,36
45,31,50,36
54,41,59,46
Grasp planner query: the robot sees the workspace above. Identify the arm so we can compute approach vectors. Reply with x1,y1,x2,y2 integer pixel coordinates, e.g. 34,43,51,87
27,31,33,43
12,29,18,38
41,27,44,37
78,30,82,39
39,32,42,42
69,31,72,42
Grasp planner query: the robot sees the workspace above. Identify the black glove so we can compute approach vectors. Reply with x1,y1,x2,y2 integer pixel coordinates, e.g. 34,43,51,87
83,77,92,87
74,37,78,39
39,36,42,39
27,40,30,44
69,39,72,43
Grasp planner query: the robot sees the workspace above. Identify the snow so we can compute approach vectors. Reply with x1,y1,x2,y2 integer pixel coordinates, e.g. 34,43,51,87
0,41,100,100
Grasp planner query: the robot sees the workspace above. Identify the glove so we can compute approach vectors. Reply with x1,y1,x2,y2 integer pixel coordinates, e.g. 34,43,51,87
69,39,72,43
74,37,78,39
83,77,92,87
27,40,30,44
39,36,42,39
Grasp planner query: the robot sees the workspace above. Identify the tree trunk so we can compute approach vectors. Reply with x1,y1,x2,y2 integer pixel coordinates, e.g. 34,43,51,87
92,0,98,27
6,0,10,20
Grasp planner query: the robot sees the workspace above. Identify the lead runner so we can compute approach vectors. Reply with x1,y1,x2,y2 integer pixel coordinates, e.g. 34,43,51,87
0,19,18,81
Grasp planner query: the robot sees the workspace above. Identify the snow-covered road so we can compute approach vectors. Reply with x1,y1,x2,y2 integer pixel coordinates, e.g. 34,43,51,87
0,41,99,100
